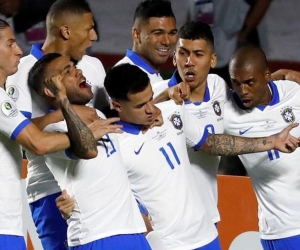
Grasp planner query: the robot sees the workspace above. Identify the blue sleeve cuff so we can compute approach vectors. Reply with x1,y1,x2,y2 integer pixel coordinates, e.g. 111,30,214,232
193,127,209,150
11,119,32,140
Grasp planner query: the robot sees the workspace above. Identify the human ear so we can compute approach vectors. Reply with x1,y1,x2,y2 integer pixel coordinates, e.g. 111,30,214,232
111,100,122,112
210,53,217,68
60,25,70,40
132,28,141,43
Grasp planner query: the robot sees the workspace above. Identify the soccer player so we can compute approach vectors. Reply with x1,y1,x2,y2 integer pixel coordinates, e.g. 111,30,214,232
56,62,299,249
224,45,300,250
115,0,178,84
0,20,111,250
104,63,298,249
152,21,227,226
5,0,110,249
28,53,154,250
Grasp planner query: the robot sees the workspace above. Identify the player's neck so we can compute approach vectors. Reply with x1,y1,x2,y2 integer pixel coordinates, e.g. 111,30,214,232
189,81,207,103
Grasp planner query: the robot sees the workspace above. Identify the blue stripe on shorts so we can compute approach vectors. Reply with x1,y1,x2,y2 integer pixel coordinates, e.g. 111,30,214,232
69,233,151,250
261,234,300,250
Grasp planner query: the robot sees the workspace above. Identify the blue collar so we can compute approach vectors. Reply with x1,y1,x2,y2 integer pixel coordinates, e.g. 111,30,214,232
30,44,44,60
168,70,182,87
168,70,211,105
116,120,143,135
233,81,280,111
126,49,158,75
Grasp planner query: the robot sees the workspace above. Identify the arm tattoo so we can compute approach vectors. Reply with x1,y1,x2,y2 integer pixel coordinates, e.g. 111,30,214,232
60,97,97,158
201,134,273,156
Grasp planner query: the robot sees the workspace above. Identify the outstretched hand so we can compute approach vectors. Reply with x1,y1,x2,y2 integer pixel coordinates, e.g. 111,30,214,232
89,117,123,140
55,189,75,220
274,123,300,153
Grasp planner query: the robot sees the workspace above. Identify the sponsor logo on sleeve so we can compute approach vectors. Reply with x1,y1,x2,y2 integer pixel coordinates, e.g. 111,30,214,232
1,100,18,117
6,85,19,102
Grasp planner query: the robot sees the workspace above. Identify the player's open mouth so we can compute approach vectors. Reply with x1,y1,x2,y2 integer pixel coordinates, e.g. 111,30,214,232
184,72,195,82
79,79,91,89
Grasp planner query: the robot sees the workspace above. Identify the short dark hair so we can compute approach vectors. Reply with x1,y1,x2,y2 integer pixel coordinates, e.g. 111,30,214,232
104,64,149,101
28,53,62,96
178,21,214,49
134,0,175,23
47,0,91,20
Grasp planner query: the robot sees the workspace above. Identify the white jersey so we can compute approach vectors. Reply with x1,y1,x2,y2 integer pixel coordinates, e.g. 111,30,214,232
117,100,218,250
153,72,227,223
224,80,300,240
115,49,163,84
0,88,31,236
44,110,145,246
6,44,109,203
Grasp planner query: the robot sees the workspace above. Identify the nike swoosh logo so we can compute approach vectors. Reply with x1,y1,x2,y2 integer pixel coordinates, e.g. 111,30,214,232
239,127,253,135
134,142,145,155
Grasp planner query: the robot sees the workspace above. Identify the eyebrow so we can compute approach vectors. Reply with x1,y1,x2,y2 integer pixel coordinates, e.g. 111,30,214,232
61,63,72,74
178,46,204,53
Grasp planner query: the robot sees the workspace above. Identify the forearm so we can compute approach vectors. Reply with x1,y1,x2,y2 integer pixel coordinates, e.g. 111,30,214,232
200,134,274,156
17,124,71,156
241,0,272,37
59,95,97,159
31,110,63,130
153,89,170,104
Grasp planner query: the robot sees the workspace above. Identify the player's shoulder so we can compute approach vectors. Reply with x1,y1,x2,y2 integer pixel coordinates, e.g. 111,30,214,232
273,79,300,97
156,100,185,118
114,56,131,66
18,54,37,71
79,55,104,68
207,74,227,88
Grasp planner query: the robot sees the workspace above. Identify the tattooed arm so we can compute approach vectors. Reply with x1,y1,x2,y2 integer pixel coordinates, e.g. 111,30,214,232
199,123,300,155
44,75,98,159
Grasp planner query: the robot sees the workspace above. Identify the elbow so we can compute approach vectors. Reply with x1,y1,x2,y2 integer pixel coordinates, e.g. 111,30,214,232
72,147,98,159
27,143,49,156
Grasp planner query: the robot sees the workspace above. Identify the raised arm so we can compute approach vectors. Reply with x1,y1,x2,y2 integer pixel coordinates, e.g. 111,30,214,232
43,75,98,159
199,123,300,155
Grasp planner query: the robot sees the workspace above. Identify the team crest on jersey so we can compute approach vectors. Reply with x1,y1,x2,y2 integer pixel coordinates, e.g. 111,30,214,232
212,101,221,116
280,106,295,124
169,113,183,130
6,85,19,102
1,100,18,117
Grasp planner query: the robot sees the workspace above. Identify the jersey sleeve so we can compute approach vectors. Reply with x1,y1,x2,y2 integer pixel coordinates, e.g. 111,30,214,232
181,104,209,149
6,57,35,118
0,90,31,140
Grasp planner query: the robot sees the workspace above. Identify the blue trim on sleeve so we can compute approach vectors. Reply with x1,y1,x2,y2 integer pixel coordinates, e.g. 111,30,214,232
137,202,148,216
126,49,158,75
11,119,32,140
30,44,44,60
193,127,210,150
20,110,32,119
65,149,75,159
116,121,142,135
